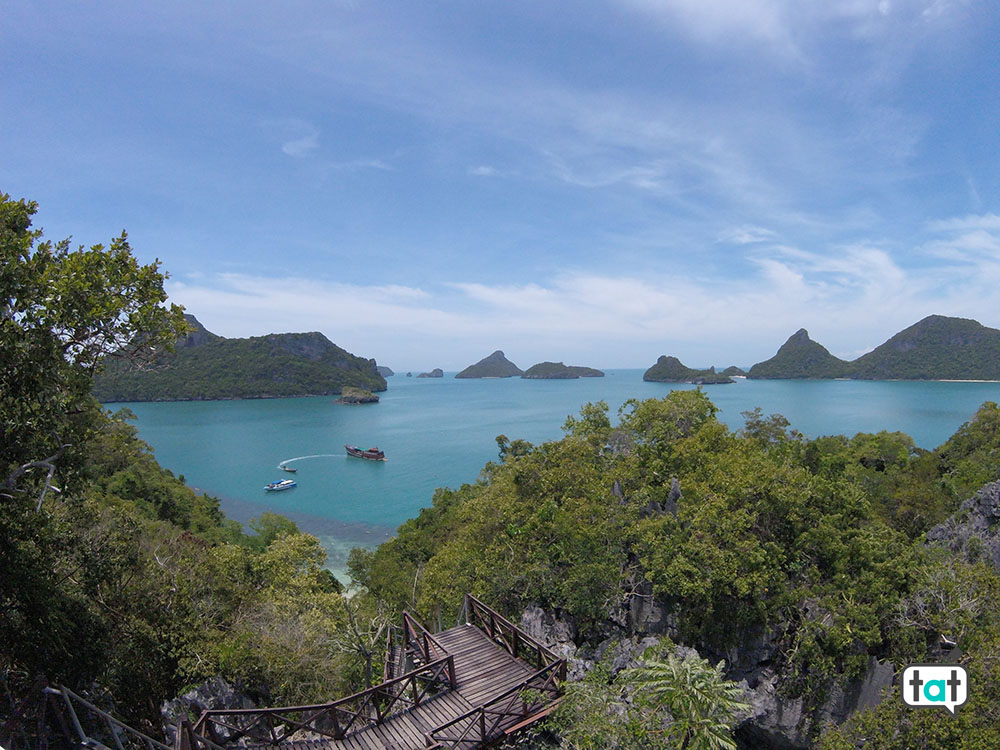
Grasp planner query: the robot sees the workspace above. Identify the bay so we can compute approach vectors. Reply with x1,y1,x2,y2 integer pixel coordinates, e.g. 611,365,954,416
110,372,1000,579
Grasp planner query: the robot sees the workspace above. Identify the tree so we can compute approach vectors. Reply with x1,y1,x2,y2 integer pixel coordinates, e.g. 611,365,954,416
625,651,749,750
1,192,185,505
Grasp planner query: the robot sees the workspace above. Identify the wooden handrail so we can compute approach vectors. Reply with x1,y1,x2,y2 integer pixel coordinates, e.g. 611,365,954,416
426,659,564,748
464,594,562,671
194,654,455,744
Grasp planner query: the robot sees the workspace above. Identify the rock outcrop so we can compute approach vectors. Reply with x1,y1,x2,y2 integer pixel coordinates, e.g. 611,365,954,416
417,368,444,378
927,481,1000,570
161,677,255,745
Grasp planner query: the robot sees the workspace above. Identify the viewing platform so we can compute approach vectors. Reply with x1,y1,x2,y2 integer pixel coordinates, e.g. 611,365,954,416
39,595,566,750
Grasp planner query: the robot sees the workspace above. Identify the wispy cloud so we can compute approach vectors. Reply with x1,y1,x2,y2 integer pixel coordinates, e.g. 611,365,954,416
718,225,777,244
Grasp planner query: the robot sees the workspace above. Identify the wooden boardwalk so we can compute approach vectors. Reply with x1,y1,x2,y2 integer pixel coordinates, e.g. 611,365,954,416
190,595,565,750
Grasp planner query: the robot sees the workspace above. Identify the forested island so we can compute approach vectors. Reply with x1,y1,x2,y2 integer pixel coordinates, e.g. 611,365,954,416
7,193,1000,749
92,315,387,401
522,362,605,379
749,315,1000,380
455,350,523,378
417,368,444,378
643,355,734,384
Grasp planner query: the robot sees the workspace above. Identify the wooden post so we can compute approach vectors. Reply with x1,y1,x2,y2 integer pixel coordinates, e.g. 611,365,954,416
479,709,487,742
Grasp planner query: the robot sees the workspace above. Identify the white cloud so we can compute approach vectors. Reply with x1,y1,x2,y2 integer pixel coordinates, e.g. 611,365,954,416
469,165,499,177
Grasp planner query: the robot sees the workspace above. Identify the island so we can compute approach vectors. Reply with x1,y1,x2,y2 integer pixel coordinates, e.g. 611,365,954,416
455,350,523,378
747,329,851,379
722,366,747,377
643,356,733,384
93,314,388,401
376,365,395,377
417,368,444,378
521,362,604,379
335,386,379,404
748,315,1000,380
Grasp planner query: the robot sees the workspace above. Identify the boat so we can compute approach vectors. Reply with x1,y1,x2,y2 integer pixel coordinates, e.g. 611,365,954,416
264,479,297,491
345,444,386,461
280,465,297,473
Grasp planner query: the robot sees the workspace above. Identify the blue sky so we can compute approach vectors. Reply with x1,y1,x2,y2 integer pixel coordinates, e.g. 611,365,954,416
3,0,999,370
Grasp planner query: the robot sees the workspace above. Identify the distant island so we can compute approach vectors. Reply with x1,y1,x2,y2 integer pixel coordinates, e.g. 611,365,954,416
521,362,604,379
376,365,394,377
455,350,523,378
417,368,444,378
749,315,1000,380
336,386,379,404
643,356,733,384
93,315,388,402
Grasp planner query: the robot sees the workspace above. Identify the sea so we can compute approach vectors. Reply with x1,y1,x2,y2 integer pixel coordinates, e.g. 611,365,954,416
109,372,1000,581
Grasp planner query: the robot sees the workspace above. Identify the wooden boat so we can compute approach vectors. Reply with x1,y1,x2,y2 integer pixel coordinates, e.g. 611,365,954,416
264,479,297,491
345,444,386,461
280,465,297,473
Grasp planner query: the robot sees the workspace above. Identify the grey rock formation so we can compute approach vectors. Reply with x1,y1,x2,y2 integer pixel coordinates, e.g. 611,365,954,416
161,677,255,745
927,481,1000,570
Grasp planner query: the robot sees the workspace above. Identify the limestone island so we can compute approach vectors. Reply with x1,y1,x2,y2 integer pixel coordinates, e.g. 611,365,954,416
376,365,395,377
748,315,1000,380
92,314,387,402
417,368,444,378
335,386,379,404
521,362,604,379
455,350,523,378
643,356,734,384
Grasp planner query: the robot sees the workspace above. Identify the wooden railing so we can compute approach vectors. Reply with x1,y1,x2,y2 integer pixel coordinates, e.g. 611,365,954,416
40,686,190,750
385,612,454,683
463,594,566,680
193,654,456,746
424,660,564,748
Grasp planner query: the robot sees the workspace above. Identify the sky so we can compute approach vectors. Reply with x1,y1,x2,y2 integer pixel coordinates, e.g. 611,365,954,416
3,0,999,370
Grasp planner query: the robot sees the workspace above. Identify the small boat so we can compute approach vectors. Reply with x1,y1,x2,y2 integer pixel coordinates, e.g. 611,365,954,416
280,465,297,473
264,479,297,492
345,444,386,461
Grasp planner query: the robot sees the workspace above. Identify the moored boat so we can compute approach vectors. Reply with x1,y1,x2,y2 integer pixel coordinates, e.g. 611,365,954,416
264,479,297,491
345,444,386,461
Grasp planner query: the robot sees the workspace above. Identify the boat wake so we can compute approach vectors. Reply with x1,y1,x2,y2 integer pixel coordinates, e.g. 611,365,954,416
278,454,343,468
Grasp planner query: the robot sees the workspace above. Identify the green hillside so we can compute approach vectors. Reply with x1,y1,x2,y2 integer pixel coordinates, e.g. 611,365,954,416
748,328,853,379
853,315,1000,380
522,361,605,379
93,315,387,401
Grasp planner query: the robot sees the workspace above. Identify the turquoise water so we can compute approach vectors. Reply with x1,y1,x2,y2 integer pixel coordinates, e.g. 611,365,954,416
112,373,1000,575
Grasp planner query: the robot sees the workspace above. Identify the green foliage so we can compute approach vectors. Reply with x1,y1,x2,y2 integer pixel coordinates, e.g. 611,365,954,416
626,651,749,750
0,194,367,731
1,192,186,502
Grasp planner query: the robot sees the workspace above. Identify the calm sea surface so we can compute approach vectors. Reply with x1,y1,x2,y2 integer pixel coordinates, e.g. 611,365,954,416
110,372,1000,578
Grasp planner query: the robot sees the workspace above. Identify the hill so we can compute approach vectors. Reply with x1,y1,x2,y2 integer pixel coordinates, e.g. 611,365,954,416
643,355,733,384
852,315,1000,380
92,315,387,401
376,365,394,377
747,329,852,379
521,362,604,379
455,350,523,378
749,316,1000,380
